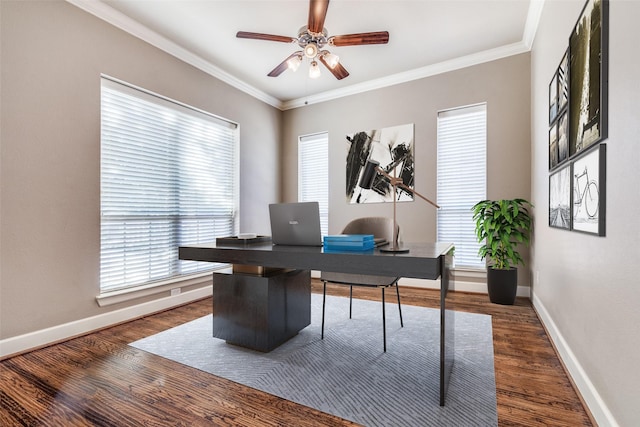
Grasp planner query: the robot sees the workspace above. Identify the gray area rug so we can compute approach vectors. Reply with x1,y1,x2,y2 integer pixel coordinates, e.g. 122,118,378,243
131,294,497,426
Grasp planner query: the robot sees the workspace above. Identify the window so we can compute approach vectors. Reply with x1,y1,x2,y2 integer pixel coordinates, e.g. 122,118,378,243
437,103,487,269
298,132,329,236
100,77,238,293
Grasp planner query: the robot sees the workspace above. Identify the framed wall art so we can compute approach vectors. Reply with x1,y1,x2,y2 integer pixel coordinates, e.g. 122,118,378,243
557,112,569,164
571,144,606,236
547,0,608,236
549,123,558,170
568,0,608,157
549,50,570,171
557,50,569,113
549,163,571,230
346,123,415,204
549,72,558,125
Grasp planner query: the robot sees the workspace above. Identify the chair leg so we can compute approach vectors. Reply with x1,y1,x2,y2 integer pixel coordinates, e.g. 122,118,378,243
396,282,404,328
321,281,327,340
382,287,387,353
349,286,353,319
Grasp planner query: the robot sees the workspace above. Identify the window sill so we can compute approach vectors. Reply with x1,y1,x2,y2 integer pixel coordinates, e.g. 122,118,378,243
451,267,486,280
96,268,230,307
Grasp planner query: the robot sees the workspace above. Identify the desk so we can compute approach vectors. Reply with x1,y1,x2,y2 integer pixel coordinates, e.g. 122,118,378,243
212,268,311,352
179,241,455,406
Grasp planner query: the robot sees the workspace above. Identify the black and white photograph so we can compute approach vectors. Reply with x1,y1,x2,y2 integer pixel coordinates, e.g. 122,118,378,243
572,144,606,236
549,72,558,124
549,164,571,230
346,123,415,204
549,122,558,170
558,112,569,164
558,50,569,112
569,0,608,156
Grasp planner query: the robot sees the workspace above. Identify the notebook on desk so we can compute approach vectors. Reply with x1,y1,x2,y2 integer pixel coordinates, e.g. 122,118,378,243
269,202,323,246
374,238,389,247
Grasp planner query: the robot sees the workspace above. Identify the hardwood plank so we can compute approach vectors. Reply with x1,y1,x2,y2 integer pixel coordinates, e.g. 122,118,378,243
0,280,593,426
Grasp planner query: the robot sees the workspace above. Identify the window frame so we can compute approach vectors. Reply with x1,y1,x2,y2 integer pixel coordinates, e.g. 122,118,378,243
436,103,487,271
298,132,329,236
99,75,239,300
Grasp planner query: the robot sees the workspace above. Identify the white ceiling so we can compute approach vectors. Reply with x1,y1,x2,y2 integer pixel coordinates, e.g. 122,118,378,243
70,0,543,110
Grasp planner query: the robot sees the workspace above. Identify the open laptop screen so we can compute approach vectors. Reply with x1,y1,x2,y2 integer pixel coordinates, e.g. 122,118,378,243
269,202,322,246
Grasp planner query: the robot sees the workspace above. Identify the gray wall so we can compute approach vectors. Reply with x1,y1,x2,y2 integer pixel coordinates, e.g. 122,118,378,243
531,1,640,425
282,53,531,280
0,1,280,339
4,1,635,423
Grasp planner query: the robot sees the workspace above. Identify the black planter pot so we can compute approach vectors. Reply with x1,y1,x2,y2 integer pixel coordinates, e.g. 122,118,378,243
487,267,518,305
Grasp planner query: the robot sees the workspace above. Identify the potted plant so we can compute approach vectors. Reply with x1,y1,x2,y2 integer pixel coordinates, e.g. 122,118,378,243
472,198,533,305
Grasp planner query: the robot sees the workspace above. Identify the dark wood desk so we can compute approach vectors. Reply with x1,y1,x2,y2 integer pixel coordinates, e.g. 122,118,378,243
179,241,455,406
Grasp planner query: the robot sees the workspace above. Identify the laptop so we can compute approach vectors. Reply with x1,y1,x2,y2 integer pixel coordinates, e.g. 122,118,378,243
269,202,323,246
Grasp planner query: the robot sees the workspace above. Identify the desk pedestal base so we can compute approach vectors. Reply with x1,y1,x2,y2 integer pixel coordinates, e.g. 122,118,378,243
212,269,311,352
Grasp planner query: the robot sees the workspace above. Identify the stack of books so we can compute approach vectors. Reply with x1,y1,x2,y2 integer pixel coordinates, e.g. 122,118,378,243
323,234,376,251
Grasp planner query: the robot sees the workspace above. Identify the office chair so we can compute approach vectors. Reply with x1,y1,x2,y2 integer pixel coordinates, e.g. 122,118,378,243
320,217,403,352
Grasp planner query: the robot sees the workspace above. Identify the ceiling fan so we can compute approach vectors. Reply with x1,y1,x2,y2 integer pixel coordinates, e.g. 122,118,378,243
236,0,389,80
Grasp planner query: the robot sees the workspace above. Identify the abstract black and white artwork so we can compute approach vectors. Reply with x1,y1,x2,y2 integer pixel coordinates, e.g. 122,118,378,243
548,49,570,171
346,123,415,204
572,144,606,236
558,50,569,113
569,0,608,156
549,164,571,230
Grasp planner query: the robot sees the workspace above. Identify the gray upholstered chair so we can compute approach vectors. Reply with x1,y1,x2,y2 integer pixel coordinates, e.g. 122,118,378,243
321,217,403,352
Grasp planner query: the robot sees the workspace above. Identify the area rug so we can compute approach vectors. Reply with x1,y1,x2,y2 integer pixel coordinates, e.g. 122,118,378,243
131,294,497,426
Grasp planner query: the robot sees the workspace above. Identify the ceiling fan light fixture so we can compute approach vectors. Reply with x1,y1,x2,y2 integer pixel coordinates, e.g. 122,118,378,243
322,51,340,69
237,0,389,80
304,42,318,59
309,60,321,79
287,54,302,72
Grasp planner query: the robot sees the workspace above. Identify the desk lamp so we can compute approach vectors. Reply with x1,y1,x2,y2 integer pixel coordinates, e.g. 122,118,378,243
359,159,440,253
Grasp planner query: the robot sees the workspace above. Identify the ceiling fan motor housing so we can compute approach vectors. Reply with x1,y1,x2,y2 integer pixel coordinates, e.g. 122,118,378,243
297,26,328,59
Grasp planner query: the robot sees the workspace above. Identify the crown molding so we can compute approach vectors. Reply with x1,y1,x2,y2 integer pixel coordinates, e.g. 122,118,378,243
283,1,545,109
67,0,544,112
523,0,546,49
281,41,530,110
66,0,283,109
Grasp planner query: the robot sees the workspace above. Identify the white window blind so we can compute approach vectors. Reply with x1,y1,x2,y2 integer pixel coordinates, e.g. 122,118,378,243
100,77,238,292
437,103,487,269
298,132,329,236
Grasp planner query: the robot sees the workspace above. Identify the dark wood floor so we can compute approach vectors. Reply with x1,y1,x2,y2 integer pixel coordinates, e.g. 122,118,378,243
1,281,593,426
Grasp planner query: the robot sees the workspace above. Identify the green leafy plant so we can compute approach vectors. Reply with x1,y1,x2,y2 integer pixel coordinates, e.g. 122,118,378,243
471,199,533,270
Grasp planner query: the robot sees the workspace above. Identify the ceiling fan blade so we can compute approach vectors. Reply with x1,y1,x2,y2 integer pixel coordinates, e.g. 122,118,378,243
318,55,349,80
236,31,293,43
267,52,301,77
308,0,330,34
330,31,389,47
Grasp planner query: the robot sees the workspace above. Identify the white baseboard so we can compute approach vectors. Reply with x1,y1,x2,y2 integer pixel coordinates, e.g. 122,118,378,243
532,293,619,427
398,277,531,298
2,274,534,357
0,285,213,359
7,274,615,424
